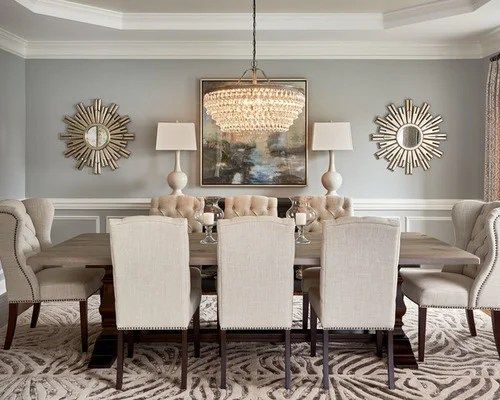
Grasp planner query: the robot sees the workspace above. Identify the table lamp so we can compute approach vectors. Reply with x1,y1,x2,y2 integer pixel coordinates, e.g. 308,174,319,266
156,122,197,195
312,122,353,195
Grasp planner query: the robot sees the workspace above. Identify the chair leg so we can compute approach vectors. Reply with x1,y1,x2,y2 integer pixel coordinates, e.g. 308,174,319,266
310,307,317,357
181,330,188,390
194,306,200,358
466,309,477,337
492,310,500,358
127,331,134,358
116,330,124,390
302,293,309,330
285,330,291,390
376,330,383,357
79,301,88,353
322,329,329,389
30,303,41,328
387,330,395,390
418,307,427,362
220,329,227,389
4,303,18,350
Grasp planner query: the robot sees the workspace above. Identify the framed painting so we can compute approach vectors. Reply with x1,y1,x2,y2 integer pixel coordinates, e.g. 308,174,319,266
200,78,308,187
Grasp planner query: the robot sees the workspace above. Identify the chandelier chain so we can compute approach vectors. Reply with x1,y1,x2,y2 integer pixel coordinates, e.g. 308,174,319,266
251,0,257,73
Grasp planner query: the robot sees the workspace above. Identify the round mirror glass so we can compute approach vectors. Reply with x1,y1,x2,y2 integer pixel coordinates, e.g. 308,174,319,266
84,124,110,149
396,124,423,150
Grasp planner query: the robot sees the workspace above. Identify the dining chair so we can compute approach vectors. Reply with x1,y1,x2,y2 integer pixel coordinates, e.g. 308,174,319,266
401,200,500,362
0,198,104,352
110,216,201,390
217,216,295,389
300,195,353,329
223,195,278,218
308,217,400,389
150,195,204,233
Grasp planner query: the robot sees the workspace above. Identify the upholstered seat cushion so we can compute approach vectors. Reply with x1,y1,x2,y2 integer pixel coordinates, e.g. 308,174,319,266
36,267,105,301
401,269,473,308
301,267,320,293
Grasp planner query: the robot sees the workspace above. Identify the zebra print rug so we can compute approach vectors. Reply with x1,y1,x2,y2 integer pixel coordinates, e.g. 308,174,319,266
0,296,499,400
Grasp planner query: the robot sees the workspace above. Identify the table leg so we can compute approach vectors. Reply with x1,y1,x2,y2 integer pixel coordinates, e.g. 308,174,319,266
394,266,418,369
88,265,117,369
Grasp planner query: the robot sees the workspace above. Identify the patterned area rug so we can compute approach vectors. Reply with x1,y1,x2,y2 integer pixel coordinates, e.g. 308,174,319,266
0,296,499,400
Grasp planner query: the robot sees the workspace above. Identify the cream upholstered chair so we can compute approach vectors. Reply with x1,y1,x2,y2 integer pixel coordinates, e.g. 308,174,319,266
223,195,278,218
110,216,201,390
401,200,500,363
217,216,295,389
150,195,204,233
308,217,400,389
300,195,353,329
0,199,104,352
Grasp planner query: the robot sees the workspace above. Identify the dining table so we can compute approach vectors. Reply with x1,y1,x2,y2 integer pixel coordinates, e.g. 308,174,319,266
27,231,480,370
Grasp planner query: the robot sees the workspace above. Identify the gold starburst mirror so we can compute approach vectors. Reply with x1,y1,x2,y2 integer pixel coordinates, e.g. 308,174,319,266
59,99,134,174
371,99,446,175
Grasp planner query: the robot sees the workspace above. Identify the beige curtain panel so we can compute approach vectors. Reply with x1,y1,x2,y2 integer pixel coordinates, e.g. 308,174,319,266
485,54,500,201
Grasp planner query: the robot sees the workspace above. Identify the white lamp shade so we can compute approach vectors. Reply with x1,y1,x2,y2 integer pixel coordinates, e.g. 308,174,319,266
312,122,353,151
156,122,197,151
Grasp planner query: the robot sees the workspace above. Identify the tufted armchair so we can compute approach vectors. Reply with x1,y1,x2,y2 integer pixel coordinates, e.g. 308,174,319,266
308,217,400,389
217,216,295,389
300,195,353,329
0,199,104,351
223,195,278,218
149,195,204,233
401,200,500,362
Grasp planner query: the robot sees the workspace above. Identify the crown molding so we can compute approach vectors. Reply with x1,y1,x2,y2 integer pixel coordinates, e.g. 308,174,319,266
14,0,491,31
384,0,491,28
0,28,27,57
21,40,483,59
481,27,500,57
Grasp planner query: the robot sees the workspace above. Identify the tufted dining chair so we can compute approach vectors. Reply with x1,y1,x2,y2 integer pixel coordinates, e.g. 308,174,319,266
217,216,295,389
110,216,201,390
0,199,104,352
300,195,353,329
223,195,278,218
401,200,500,362
308,217,400,389
149,195,204,233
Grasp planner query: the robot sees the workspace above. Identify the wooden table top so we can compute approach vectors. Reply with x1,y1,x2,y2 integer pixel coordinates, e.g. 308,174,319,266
27,232,480,267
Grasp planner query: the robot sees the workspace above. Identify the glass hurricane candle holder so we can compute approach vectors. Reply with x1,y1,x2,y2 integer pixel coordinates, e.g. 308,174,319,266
286,196,317,244
194,196,224,244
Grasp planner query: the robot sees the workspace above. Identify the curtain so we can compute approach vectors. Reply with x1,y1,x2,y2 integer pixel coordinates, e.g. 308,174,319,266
484,56,500,201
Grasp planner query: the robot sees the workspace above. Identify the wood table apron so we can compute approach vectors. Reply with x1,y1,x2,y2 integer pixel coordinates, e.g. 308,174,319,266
27,232,479,370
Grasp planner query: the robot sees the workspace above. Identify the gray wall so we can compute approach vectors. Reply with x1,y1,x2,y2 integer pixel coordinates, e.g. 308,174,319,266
25,59,485,199
0,49,25,199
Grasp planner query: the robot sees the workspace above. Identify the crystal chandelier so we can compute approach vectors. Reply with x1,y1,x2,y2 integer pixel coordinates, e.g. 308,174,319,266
203,0,305,138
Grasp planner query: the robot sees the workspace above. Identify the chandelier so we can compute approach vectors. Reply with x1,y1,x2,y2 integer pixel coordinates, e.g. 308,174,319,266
203,0,305,138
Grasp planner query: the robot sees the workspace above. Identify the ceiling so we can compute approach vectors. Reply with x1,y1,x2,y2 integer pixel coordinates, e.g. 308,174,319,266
0,0,498,59
64,0,434,13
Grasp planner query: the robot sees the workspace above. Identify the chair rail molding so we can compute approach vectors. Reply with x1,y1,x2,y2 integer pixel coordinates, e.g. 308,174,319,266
49,198,467,211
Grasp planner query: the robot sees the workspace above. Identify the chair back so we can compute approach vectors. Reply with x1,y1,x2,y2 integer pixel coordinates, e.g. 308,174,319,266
217,216,295,330
302,195,353,232
445,201,500,308
224,195,278,218
0,199,54,303
150,195,204,233
319,217,400,330
110,216,192,329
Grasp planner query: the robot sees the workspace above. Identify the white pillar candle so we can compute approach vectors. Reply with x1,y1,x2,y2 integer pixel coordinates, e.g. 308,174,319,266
295,212,307,226
203,212,215,226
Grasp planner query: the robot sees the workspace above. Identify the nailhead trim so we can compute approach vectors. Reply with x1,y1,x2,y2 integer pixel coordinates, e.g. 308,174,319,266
221,326,293,330
0,211,35,302
117,327,189,330
10,289,101,304
420,305,500,311
321,326,394,331
474,213,500,307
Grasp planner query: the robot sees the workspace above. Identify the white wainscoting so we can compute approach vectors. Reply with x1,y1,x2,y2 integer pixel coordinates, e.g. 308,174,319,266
49,198,464,245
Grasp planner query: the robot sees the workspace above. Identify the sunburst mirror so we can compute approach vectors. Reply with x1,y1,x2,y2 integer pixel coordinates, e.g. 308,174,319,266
59,99,134,174
371,99,446,175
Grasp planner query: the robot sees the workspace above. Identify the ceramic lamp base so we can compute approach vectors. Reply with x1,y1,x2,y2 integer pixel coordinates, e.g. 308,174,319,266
167,170,187,196
321,170,342,196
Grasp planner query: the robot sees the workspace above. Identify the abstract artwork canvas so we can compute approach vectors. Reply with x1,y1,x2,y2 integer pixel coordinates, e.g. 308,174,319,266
200,79,308,186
